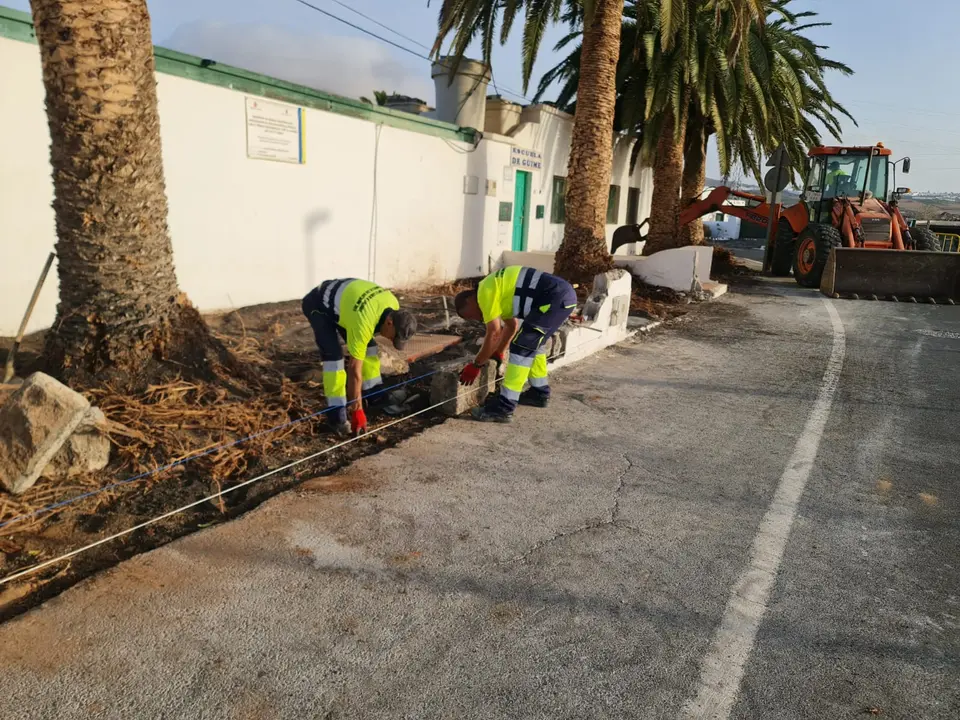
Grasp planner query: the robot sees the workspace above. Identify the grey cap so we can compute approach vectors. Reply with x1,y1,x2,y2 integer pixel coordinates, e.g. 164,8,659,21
391,310,417,350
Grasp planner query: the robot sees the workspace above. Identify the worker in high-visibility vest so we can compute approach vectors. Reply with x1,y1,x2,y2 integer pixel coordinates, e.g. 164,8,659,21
302,279,417,436
825,161,849,197
455,266,577,422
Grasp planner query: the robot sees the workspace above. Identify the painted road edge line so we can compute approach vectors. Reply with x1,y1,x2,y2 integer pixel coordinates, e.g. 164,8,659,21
678,297,846,720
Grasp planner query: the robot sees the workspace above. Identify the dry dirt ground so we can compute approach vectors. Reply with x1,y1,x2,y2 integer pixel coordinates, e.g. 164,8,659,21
1,276,954,719
0,259,742,619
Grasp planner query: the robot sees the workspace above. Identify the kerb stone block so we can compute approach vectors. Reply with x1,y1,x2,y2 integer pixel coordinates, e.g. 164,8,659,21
429,360,497,417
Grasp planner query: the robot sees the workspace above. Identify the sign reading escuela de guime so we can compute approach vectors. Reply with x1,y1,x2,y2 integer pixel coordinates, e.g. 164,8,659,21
510,147,543,172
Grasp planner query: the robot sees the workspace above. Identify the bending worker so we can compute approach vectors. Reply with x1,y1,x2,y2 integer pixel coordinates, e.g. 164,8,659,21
302,279,417,436
455,266,577,423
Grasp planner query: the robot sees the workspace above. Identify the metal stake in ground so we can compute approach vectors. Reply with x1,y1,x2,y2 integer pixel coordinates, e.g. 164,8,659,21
762,146,790,274
3,251,56,384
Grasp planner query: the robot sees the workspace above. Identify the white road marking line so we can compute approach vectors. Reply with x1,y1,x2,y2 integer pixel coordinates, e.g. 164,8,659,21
679,297,846,720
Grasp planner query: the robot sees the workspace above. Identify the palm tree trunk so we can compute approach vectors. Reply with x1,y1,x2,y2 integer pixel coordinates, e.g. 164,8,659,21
30,0,198,384
553,0,624,283
679,114,707,247
643,105,687,255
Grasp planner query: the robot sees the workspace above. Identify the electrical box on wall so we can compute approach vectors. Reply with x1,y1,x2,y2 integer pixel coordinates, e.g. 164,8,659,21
535,205,545,219
485,179,497,196
499,202,513,222
463,175,479,195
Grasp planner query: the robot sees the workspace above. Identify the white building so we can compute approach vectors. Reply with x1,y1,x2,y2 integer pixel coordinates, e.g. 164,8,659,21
0,6,653,335
700,187,747,241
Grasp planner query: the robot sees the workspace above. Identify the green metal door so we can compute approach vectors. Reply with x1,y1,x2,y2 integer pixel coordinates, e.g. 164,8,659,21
512,170,531,251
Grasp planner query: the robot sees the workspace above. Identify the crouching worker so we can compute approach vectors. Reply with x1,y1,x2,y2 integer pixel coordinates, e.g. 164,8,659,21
454,266,577,423
302,279,417,436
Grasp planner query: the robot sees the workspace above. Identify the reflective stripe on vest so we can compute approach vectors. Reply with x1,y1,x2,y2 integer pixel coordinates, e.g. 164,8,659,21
512,267,543,320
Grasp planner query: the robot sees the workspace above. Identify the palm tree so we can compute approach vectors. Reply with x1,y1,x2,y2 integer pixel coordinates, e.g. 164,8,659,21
719,3,853,179
538,0,852,253
29,0,205,385
360,90,389,105
432,0,763,281
534,0,706,255
677,2,854,245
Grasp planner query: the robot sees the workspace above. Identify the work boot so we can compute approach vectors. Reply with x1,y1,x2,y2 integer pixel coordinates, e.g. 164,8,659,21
469,405,513,423
518,388,549,408
327,408,352,438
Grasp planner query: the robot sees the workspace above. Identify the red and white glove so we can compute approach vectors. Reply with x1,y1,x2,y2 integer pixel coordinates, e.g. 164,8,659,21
350,407,368,435
459,362,483,386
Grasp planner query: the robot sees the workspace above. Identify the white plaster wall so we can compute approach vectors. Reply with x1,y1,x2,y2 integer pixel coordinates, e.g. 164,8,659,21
160,77,498,311
0,37,59,336
0,29,655,337
0,34,504,334
704,216,742,241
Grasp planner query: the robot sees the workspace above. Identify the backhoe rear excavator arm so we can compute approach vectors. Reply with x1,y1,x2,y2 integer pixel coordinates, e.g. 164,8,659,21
679,186,808,235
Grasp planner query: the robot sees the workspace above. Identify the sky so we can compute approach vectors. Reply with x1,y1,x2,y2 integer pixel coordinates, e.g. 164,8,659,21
8,0,960,192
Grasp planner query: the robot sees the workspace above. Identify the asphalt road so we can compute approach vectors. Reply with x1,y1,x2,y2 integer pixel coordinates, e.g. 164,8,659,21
0,280,957,719
719,237,765,264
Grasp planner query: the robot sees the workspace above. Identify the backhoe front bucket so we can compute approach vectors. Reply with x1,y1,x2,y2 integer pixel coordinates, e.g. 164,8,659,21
821,248,960,303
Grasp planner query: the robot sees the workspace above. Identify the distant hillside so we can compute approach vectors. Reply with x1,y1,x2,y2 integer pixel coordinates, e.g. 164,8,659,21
705,177,801,201
899,197,960,221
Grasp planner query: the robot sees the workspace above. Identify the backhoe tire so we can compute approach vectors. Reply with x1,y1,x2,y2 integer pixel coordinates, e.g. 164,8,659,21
771,219,796,277
794,223,842,288
910,226,942,252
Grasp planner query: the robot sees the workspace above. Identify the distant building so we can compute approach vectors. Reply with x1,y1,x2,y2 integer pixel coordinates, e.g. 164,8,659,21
701,187,748,241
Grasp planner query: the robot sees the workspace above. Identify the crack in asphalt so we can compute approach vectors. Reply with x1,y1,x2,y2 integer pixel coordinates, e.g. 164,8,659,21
499,454,641,565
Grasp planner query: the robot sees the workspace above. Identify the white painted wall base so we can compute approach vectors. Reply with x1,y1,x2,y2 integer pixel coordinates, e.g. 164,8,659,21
500,246,715,295
616,246,714,292
546,268,632,372
501,250,556,273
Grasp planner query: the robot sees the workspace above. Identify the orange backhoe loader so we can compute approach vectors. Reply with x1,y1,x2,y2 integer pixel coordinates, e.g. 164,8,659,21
681,144,960,302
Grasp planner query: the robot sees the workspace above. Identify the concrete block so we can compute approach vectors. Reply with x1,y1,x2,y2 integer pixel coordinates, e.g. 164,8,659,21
500,250,556,273
429,360,497,417
581,268,631,330
40,407,111,481
610,295,629,327
374,338,410,376
616,246,713,292
0,372,90,494
702,281,728,300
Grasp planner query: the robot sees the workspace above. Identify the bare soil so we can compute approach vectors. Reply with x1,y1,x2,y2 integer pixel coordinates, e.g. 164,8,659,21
0,286,481,621
0,268,714,620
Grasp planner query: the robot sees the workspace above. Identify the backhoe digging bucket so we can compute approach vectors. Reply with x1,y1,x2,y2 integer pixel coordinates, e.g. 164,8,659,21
821,248,960,303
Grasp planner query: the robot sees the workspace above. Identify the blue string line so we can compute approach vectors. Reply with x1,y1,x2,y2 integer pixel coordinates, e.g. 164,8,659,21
0,369,440,530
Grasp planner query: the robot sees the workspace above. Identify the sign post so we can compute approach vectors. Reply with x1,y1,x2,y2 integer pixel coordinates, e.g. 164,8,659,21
762,144,790,274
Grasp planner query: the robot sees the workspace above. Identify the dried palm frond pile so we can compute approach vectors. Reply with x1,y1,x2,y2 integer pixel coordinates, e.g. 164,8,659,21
0,333,325,536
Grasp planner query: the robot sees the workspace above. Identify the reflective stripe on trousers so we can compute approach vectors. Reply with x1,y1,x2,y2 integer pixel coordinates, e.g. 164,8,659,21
322,359,347,407
492,287,577,414
529,349,549,388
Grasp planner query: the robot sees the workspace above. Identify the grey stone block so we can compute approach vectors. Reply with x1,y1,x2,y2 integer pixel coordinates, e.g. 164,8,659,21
40,407,111,481
430,360,497,417
374,338,410,376
0,372,91,494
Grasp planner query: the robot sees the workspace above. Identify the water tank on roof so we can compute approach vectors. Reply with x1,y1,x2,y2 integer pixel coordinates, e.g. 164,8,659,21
431,57,490,130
